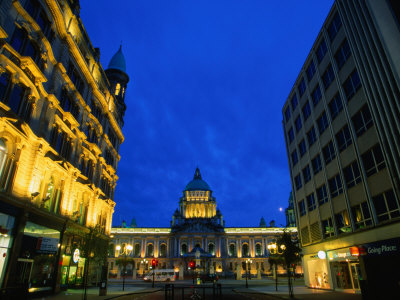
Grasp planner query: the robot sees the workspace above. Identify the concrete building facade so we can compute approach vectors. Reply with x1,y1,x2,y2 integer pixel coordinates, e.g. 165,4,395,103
282,1,400,298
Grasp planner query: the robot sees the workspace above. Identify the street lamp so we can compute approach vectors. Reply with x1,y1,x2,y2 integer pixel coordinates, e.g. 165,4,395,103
245,258,252,288
267,242,285,291
141,258,149,277
116,244,133,291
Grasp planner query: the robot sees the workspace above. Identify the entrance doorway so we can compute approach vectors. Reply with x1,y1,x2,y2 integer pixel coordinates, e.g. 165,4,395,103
331,261,360,291
16,258,33,288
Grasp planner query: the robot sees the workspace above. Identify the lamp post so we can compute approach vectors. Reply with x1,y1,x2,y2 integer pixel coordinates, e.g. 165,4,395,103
245,258,252,288
151,259,158,288
116,244,133,291
141,258,148,277
267,243,285,291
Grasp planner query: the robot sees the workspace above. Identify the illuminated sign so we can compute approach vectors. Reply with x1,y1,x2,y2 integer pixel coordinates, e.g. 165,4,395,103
73,248,80,263
317,251,326,259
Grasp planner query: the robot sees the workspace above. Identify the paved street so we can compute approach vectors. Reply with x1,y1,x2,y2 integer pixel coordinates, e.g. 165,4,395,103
32,278,362,300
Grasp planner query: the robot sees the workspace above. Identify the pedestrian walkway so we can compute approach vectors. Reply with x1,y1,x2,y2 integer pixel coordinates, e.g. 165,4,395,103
236,285,362,300
31,286,161,300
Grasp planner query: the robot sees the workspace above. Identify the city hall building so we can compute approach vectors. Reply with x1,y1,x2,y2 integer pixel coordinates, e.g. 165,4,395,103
109,168,299,279
282,0,400,299
0,0,129,296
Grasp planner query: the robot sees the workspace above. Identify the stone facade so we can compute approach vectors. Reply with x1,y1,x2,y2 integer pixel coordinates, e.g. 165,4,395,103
109,169,298,279
0,0,128,294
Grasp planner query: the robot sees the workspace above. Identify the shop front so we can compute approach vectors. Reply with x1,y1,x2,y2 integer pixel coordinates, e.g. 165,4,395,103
60,248,86,289
18,221,60,293
0,212,15,287
357,237,400,300
304,251,331,289
327,247,360,292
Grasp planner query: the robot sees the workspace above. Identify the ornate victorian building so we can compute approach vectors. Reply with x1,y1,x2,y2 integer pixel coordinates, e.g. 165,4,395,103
0,0,129,295
109,169,298,279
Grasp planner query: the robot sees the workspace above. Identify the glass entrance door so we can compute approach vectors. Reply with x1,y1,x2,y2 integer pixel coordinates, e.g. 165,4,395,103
349,262,360,290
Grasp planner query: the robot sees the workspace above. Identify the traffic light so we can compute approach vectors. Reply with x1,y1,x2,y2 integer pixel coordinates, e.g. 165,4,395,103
189,260,195,268
151,259,158,267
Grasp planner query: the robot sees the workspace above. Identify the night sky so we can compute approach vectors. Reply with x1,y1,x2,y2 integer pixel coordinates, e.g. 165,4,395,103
80,1,334,228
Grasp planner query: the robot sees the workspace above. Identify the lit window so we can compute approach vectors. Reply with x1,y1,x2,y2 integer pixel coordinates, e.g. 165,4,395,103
115,83,121,96
351,202,372,229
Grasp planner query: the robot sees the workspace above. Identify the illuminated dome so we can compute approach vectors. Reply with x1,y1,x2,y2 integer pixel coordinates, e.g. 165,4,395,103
184,168,211,191
107,45,126,73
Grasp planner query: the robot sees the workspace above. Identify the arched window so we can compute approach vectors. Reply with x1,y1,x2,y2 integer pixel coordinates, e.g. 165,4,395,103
134,243,140,257
229,244,236,257
255,243,262,256
115,83,121,96
242,243,249,257
160,244,167,257
194,243,201,248
208,243,215,256
147,244,154,257
181,244,187,255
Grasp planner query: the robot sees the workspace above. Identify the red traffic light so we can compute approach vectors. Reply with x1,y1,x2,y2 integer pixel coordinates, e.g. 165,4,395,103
189,261,195,268
151,259,158,267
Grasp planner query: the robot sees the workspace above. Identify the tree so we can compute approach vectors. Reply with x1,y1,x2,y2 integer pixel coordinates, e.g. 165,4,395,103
276,229,301,298
80,225,109,300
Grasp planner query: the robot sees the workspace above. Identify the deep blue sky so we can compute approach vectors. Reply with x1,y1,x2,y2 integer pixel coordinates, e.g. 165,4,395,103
80,1,334,228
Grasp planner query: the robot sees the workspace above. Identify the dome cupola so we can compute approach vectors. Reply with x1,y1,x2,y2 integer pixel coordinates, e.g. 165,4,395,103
184,168,211,191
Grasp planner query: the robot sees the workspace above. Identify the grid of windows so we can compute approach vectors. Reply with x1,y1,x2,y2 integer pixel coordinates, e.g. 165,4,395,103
291,150,298,166
306,193,317,211
288,128,294,143
335,210,351,234
329,174,343,198
285,107,291,123
328,93,343,120
372,189,400,223
298,78,306,97
307,127,317,146
312,154,322,175
317,184,329,205
322,218,335,238
299,139,307,157
317,112,329,134
295,174,302,190
351,202,372,229
343,161,362,188
291,94,298,111
335,39,351,69
336,125,352,152
303,165,311,183
322,64,335,90
306,60,316,81
311,85,322,107
323,141,336,164
302,101,311,121
316,39,327,63
328,12,342,41
295,116,302,133
352,104,373,137
361,144,385,177
343,70,361,101
298,200,306,216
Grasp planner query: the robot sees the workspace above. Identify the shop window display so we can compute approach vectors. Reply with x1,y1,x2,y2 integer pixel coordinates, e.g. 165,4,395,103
0,213,15,287
19,222,60,292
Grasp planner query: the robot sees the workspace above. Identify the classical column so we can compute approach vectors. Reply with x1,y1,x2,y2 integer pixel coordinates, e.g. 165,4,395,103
262,238,265,256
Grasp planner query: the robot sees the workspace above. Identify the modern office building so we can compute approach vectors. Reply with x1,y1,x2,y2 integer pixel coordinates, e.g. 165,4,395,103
0,0,129,295
109,168,300,280
282,1,400,298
